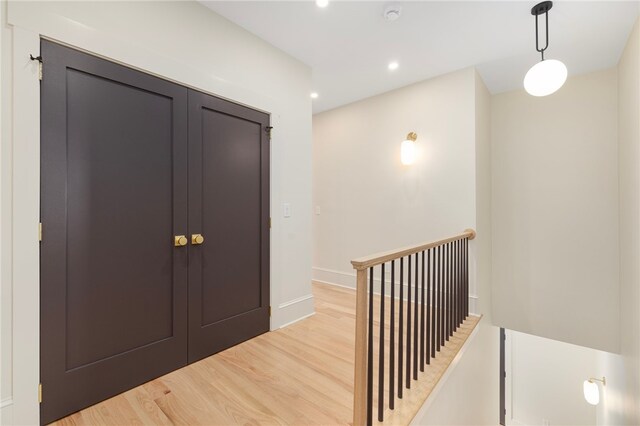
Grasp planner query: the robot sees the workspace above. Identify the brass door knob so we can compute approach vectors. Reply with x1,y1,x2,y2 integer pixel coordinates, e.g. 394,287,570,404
174,235,188,247
192,234,205,245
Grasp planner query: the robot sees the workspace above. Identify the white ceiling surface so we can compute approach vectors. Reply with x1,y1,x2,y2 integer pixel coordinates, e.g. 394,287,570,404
203,1,640,113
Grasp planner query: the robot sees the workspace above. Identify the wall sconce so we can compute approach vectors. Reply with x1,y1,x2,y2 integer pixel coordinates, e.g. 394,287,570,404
401,132,417,165
583,377,606,405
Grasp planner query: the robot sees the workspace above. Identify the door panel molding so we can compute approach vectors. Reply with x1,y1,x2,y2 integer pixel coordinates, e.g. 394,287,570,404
187,89,270,363
40,40,189,424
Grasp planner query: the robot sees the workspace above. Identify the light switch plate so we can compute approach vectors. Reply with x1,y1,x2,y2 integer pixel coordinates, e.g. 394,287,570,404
283,203,291,218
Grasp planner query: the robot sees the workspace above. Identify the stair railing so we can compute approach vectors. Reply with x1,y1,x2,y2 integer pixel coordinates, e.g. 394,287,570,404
351,229,476,425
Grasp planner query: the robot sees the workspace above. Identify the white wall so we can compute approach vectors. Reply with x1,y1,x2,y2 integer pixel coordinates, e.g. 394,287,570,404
492,68,620,353
610,15,640,426
413,321,499,426
412,71,499,426
0,0,13,420
312,67,479,308
506,330,598,426
0,1,313,423
312,67,498,425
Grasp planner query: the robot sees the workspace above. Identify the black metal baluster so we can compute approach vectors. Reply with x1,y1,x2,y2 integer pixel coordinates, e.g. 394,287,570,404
454,241,458,332
447,243,451,341
462,238,467,319
449,242,453,338
378,264,385,422
432,247,437,356
455,240,460,329
420,250,425,371
459,239,463,327
398,258,404,398
435,245,440,352
367,267,374,426
426,249,431,364
440,244,445,347
406,255,412,389
413,253,419,380
452,240,457,332
443,243,448,341
389,260,395,409
444,244,451,342
465,238,469,317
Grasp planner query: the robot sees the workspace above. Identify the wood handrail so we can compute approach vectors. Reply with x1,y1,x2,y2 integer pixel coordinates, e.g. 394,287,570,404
350,229,476,271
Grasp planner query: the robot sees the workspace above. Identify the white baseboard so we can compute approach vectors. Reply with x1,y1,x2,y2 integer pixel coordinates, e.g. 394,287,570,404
1,398,14,425
271,293,315,330
313,267,480,314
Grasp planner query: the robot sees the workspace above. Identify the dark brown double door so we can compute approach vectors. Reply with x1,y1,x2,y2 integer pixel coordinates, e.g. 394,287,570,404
40,41,270,424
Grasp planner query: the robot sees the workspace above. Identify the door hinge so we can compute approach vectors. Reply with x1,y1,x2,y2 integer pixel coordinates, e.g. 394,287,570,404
38,223,43,242
269,217,272,229
265,126,273,140
30,54,43,80
269,306,272,317
38,383,42,403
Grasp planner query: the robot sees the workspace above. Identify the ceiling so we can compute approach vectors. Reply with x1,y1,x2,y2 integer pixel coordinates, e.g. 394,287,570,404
202,1,639,113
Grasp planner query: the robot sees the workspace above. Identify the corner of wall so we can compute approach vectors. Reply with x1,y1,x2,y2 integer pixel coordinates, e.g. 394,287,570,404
473,68,493,324
615,13,640,426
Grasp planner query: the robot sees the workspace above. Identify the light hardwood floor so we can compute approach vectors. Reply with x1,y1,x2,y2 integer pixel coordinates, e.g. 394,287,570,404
52,282,480,426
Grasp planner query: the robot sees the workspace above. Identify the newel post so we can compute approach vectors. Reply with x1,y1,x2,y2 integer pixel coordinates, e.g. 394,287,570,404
353,267,368,425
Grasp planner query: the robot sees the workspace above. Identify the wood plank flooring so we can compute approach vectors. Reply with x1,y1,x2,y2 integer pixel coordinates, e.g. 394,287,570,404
52,282,480,426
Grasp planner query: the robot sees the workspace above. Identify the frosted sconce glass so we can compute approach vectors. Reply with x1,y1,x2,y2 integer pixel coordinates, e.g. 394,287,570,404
401,132,417,165
583,377,605,405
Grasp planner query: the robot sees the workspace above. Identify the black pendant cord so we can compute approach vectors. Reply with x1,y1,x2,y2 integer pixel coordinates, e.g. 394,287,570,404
532,1,553,61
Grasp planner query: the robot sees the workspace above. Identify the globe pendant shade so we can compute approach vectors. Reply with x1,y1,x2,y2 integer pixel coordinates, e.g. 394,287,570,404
524,59,568,97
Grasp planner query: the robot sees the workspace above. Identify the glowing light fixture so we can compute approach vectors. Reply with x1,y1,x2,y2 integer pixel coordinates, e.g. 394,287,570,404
401,132,417,165
310,92,319,99
316,0,329,8
388,61,399,71
583,377,606,406
524,1,567,97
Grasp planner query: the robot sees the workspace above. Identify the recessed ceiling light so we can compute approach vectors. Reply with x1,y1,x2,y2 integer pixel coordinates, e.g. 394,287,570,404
316,0,329,8
310,92,319,99
388,61,399,71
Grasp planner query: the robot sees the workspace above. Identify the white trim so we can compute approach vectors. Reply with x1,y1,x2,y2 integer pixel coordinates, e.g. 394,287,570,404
272,293,315,330
312,266,355,288
10,26,40,426
312,278,355,292
0,398,14,425
504,329,527,426
278,294,313,309
278,312,316,329
409,317,483,425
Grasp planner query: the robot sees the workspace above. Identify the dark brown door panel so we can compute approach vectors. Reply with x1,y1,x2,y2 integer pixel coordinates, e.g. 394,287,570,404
187,90,270,363
40,40,188,424
40,40,271,424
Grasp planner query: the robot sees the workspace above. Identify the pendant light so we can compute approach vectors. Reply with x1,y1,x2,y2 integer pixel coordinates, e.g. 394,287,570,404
524,1,567,97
